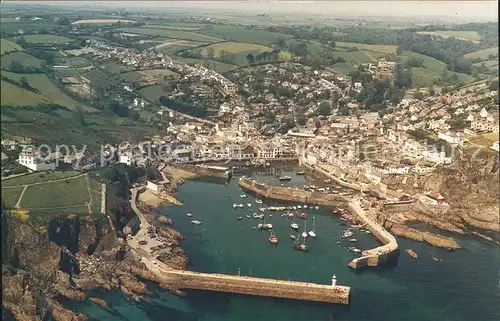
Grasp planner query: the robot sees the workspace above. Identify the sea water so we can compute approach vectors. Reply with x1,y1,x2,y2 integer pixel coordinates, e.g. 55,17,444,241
67,170,500,321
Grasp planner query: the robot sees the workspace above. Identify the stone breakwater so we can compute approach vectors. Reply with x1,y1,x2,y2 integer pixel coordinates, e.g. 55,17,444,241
238,177,348,207
149,266,351,305
171,164,230,179
346,201,399,269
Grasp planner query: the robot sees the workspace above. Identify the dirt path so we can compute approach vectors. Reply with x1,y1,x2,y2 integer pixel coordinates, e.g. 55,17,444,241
15,185,28,208
2,173,86,189
85,174,92,214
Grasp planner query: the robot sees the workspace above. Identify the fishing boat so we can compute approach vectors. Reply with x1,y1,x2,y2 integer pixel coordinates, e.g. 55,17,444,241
342,230,353,238
240,194,248,198
308,216,317,238
315,206,319,210
348,246,361,253
298,213,308,219
255,199,263,204
278,176,291,181
253,213,265,219
237,217,243,221
293,236,308,252
296,171,305,175
247,203,252,208
186,213,194,217
268,231,278,245
245,214,251,219
289,234,297,240
291,222,299,230
349,238,357,242
191,220,202,225
301,221,308,238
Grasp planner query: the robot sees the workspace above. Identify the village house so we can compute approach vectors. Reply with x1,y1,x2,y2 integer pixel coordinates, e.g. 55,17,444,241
18,146,56,171
147,180,166,193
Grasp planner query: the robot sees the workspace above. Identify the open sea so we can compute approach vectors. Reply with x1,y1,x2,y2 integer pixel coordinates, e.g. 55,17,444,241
68,169,500,321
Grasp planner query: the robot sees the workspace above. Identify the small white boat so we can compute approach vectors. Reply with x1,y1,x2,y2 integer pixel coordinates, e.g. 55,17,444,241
301,221,308,238
308,231,316,238
247,203,252,208
240,194,247,198
191,220,202,225
303,205,308,209
290,234,297,240
186,213,194,217
293,206,297,210
301,231,308,238
291,223,299,230
315,206,319,210
348,247,361,253
253,213,265,219
297,205,302,209
259,208,265,212
308,216,317,238
342,230,353,238
245,215,251,219
365,230,371,234
349,238,357,243
255,199,263,204
237,217,243,221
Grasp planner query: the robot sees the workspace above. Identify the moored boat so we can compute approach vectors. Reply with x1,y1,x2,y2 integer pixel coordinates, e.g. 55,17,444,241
348,246,361,253
349,238,357,242
191,220,202,225
186,213,194,217
301,221,308,238
295,171,305,175
289,234,297,240
278,176,291,181
255,199,263,204
247,203,252,208
308,216,317,238
268,231,278,245
291,222,299,230
293,236,308,252
298,213,308,219
342,230,353,238
237,217,243,221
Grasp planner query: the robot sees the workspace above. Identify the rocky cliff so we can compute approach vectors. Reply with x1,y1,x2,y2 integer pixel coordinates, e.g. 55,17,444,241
382,153,499,235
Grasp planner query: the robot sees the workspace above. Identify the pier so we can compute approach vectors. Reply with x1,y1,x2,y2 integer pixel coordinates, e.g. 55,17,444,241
346,200,399,269
238,177,348,207
129,187,351,305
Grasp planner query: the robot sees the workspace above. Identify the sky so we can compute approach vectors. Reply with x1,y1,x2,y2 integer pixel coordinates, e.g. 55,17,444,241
5,1,499,22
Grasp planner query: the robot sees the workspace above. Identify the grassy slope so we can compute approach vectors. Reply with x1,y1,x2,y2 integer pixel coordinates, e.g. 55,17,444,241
1,71,94,111
18,34,74,44
198,25,292,46
116,27,223,43
1,187,24,208
2,171,81,187
174,56,238,73
335,41,398,54
1,52,42,69
464,47,499,60
0,39,23,55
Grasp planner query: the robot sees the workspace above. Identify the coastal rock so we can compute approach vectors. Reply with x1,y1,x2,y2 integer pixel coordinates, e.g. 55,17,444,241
51,302,87,321
390,224,461,249
89,297,110,309
405,249,418,259
157,226,185,241
158,216,173,225
78,217,98,255
118,275,149,294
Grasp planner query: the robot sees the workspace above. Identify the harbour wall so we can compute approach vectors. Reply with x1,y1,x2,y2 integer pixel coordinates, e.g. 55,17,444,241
238,178,348,207
346,201,399,269
157,269,351,304
171,164,230,179
300,162,369,192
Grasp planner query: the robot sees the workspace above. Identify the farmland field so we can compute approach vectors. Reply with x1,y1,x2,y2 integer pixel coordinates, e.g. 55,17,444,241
139,69,178,78
198,25,292,46
327,62,355,75
464,47,499,60
190,41,275,65
18,34,73,44
1,52,42,70
139,84,174,103
1,71,95,111
71,19,136,24
417,31,482,42
0,22,59,36
20,175,92,209
141,24,206,31
116,27,223,43
2,171,81,187
83,69,118,87
335,42,398,54
174,57,238,73
119,71,143,82
331,50,386,63
0,39,23,55
100,61,129,74
1,186,24,208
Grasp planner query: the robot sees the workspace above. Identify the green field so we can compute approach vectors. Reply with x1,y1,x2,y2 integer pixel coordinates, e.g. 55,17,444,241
417,31,482,42
17,34,73,44
464,47,499,60
199,25,292,46
0,39,23,55
1,186,25,208
83,69,118,87
119,71,143,82
1,52,42,70
331,50,385,63
117,27,223,43
174,57,238,73
189,41,274,65
100,61,127,74
139,84,173,103
335,42,398,54
0,22,59,36
157,43,201,55
141,24,205,31
139,69,178,78
328,62,356,75
55,56,92,68
2,171,81,187
1,71,94,111
20,175,91,209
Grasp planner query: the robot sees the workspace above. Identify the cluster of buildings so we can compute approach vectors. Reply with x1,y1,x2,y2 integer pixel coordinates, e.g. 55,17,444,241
359,58,397,78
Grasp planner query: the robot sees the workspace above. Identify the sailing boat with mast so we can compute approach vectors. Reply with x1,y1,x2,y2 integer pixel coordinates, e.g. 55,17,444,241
308,216,317,238
293,235,308,252
301,220,308,238
268,230,278,245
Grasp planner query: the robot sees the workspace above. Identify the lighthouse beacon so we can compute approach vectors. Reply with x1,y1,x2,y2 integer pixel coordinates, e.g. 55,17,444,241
331,274,337,287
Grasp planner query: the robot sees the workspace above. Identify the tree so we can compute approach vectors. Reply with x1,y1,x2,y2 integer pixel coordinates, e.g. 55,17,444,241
289,42,308,57
206,47,214,59
75,105,86,126
58,16,71,25
276,36,286,49
296,114,307,126
315,101,331,116
396,45,403,55
413,91,424,100
19,77,29,89
247,53,255,65
428,85,436,96
488,80,499,91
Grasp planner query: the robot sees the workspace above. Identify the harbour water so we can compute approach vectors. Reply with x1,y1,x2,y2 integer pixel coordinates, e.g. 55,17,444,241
69,170,500,321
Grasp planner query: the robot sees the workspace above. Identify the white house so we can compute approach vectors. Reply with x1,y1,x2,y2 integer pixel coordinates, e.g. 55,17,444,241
147,180,165,193
491,141,499,152
438,131,462,145
118,152,134,166
18,147,56,171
